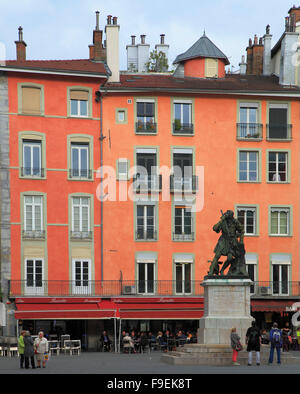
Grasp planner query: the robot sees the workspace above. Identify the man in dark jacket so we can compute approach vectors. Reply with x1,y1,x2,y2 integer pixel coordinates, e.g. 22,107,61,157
245,321,261,366
268,322,282,365
24,331,36,369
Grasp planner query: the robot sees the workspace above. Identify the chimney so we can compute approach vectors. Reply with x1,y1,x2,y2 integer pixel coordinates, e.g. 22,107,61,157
263,25,272,76
105,16,120,82
246,39,253,74
15,26,27,62
89,11,106,61
239,55,247,75
247,35,264,75
155,34,170,72
137,34,150,73
127,36,138,72
279,13,299,86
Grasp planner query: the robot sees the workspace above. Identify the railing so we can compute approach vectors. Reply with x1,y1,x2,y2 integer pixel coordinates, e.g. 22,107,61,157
9,280,300,298
135,230,158,241
236,123,263,140
173,232,195,242
133,175,162,193
70,231,93,240
170,176,199,193
135,121,157,134
21,167,45,178
22,230,46,240
173,122,194,135
9,280,205,297
69,169,93,179
266,124,293,140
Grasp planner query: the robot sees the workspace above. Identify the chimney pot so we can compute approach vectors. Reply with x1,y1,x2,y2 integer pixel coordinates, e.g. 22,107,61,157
107,15,112,25
113,16,118,25
141,35,146,44
18,26,23,42
160,34,165,45
95,11,100,30
131,35,136,45
254,35,258,45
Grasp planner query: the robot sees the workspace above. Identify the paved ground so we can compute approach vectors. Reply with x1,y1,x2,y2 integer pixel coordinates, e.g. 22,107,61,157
0,351,300,376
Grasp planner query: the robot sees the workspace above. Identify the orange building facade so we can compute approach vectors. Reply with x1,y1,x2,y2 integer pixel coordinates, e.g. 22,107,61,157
1,10,300,346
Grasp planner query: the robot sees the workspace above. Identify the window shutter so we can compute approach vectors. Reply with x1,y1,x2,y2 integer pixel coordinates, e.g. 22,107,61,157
117,159,129,181
70,90,89,101
22,87,41,114
206,58,218,78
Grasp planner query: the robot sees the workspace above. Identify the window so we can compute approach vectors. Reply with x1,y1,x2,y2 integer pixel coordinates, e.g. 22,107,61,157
272,259,290,296
245,254,257,294
22,141,42,177
175,262,192,295
270,208,290,236
238,151,259,182
71,143,90,179
21,86,42,115
70,90,89,117
72,197,90,237
268,152,288,183
116,159,130,181
25,259,44,295
205,58,218,78
135,150,160,191
136,101,156,133
174,206,194,241
172,150,197,191
238,104,261,139
268,104,291,140
136,205,156,241
24,196,44,238
72,259,91,295
237,207,257,236
173,101,193,134
137,261,155,294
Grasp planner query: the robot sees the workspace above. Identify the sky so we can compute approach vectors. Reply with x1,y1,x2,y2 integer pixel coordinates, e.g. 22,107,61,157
0,0,295,71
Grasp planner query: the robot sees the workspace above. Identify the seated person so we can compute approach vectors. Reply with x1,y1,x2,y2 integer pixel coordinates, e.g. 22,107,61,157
140,332,149,352
100,331,111,352
157,331,167,351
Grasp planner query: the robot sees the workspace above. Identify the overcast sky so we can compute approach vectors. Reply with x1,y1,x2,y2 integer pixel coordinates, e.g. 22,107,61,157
0,0,294,71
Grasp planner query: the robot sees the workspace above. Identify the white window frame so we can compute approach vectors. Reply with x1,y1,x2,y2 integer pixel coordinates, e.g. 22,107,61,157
24,196,43,232
239,151,258,182
237,207,257,236
72,197,90,233
272,259,290,296
71,143,90,178
268,152,288,183
137,261,155,295
72,259,92,295
25,258,44,296
175,261,193,295
173,100,192,124
136,205,156,240
23,141,42,177
70,99,89,118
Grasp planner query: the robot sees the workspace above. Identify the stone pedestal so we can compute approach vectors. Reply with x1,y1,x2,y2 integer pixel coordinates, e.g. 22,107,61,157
197,278,254,345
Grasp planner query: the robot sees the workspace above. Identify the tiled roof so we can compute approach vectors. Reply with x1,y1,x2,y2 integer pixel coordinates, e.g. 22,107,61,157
104,73,300,93
173,34,230,65
2,59,110,76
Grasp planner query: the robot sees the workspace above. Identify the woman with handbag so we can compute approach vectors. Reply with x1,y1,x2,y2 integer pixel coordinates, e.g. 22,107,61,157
231,327,242,366
34,331,49,368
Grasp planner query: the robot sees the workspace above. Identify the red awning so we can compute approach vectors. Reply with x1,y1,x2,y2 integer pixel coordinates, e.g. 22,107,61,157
252,299,299,313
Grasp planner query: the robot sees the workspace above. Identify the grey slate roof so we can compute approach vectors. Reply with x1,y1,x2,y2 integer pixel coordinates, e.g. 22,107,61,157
173,33,230,65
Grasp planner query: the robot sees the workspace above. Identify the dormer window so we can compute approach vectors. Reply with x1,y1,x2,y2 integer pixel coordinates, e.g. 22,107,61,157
205,58,218,78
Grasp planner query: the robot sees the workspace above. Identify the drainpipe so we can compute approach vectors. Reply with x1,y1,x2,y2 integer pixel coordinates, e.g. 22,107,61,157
96,86,107,284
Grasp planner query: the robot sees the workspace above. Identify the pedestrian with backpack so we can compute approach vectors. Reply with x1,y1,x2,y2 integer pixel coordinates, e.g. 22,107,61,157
246,321,261,366
268,322,282,365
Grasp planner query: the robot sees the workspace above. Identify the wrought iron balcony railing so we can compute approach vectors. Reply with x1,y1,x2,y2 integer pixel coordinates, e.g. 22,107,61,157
135,121,157,134
173,122,194,135
133,175,162,193
135,229,158,241
236,123,263,140
21,167,45,178
170,176,199,193
70,231,93,240
266,124,293,141
22,230,46,240
9,280,300,298
69,169,93,179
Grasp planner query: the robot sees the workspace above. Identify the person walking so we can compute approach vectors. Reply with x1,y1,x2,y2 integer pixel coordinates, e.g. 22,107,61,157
231,327,242,366
18,330,26,369
24,331,36,369
282,322,291,352
268,322,282,365
34,331,49,368
245,321,261,366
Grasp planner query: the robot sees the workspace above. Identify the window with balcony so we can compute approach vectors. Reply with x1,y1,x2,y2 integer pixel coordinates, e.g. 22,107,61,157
136,205,157,241
173,101,194,135
71,197,92,240
175,261,192,295
137,261,155,295
72,259,91,295
22,140,43,178
171,150,198,192
268,151,288,183
23,196,45,239
134,150,160,192
174,206,194,241
25,259,44,295
267,104,292,140
70,143,91,179
238,151,259,182
136,101,156,134
237,103,262,139
272,256,290,296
